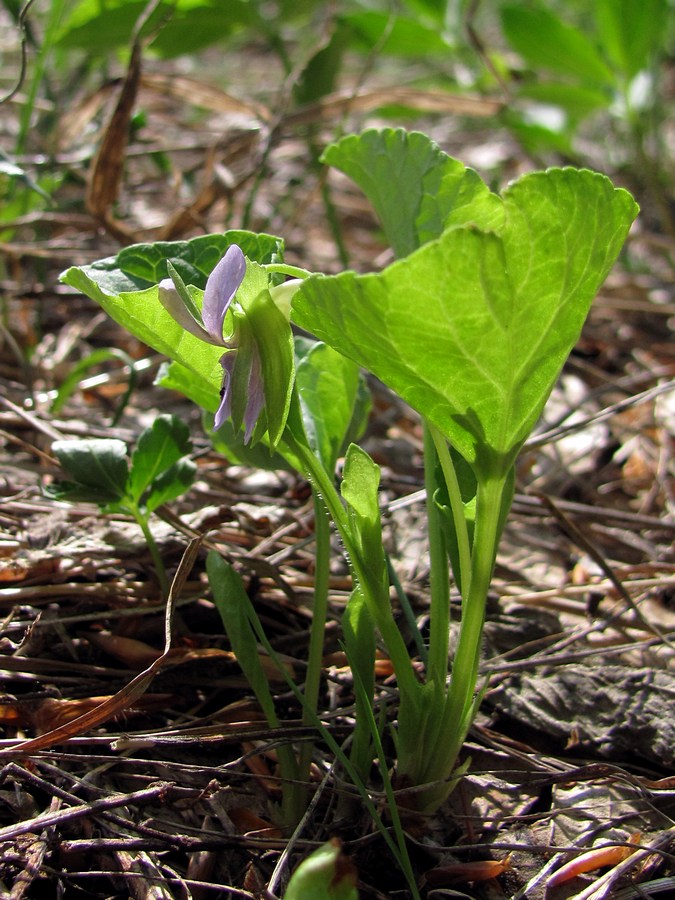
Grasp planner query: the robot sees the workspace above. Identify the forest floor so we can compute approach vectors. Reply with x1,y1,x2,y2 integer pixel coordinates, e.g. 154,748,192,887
1,20,674,900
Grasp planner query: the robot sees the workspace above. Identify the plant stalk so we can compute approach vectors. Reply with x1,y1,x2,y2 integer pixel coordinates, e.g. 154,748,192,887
432,474,505,786
297,490,331,787
281,431,419,703
423,422,451,689
133,510,170,599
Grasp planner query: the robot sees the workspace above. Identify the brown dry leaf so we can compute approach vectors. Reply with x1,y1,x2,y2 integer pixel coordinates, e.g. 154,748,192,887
27,693,176,734
0,553,60,583
257,651,295,683
155,145,240,241
547,834,641,888
140,72,268,120
57,81,120,152
86,631,168,668
87,631,238,670
241,741,283,797
228,806,281,839
285,86,503,127
212,698,267,724
242,861,266,894
85,37,141,240
0,537,201,757
59,73,265,152
424,854,512,886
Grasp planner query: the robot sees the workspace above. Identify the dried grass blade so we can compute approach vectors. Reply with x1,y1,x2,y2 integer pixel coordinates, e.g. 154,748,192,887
0,536,202,757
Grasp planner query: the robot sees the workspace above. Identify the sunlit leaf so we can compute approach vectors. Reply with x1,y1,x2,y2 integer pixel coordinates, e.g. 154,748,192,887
50,439,129,503
127,414,193,506
293,167,638,477
322,128,502,259
295,338,362,472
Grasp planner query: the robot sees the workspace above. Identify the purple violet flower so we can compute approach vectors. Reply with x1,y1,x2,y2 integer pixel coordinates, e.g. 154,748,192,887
158,245,263,439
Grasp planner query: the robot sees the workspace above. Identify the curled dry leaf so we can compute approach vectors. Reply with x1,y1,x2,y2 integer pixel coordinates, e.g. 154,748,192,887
547,834,642,888
423,854,512,886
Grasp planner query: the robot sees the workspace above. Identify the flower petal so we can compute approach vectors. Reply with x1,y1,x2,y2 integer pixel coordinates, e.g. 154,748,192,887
243,344,265,443
214,350,237,430
269,278,303,319
202,245,247,341
158,280,222,345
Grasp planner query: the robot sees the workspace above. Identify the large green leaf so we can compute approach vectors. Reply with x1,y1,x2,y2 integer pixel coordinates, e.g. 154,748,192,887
293,168,637,477
63,232,284,297
322,129,503,259
62,273,224,395
594,0,669,81
114,231,285,289
501,4,615,87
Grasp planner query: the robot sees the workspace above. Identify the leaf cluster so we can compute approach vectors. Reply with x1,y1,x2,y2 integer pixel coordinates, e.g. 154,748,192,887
293,129,639,479
500,0,673,152
47,414,196,515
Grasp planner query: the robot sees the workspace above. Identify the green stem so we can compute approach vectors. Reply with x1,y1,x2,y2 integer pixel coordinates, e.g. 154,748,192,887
133,509,170,599
423,422,451,688
16,0,66,156
297,491,331,786
246,597,420,899
428,423,472,595
263,263,313,280
433,475,505,781
281,431,419,703
387,555,427,666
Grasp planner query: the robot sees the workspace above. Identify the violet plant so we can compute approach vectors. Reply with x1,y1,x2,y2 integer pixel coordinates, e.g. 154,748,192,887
61,129,638,821
47,415,196,599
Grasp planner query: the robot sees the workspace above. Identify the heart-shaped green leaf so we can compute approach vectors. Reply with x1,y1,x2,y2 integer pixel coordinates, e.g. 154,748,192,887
50,439,129,504
293,168,637,478
128,414,193,506
322,128,503,259
144,459,197,513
